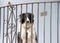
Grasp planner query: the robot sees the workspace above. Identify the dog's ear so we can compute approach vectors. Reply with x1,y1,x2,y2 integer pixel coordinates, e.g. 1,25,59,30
19,14,23,23
20,14,23,19
29,13,34,18
32,14,34,18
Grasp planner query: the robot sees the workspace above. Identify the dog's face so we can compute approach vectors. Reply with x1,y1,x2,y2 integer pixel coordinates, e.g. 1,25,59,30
20,13,34,29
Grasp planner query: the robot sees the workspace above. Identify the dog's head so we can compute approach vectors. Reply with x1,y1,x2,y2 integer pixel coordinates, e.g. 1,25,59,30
20,13,34,29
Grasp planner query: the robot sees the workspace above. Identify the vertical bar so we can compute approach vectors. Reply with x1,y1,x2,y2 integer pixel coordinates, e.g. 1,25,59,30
20,4,22,43
11,8,13,43
31,3,33,43
15,5,17,43
0,8,1,36
37,3,39,43
2,7,5,43
50,2,52,43
32,3,33,13
26,4,28,13
43,2,46,43
57,2,59,43
26,4,28,43
6,6,9,43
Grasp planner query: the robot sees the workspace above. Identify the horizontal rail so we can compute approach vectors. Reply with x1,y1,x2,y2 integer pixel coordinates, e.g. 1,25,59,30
0,1,60,8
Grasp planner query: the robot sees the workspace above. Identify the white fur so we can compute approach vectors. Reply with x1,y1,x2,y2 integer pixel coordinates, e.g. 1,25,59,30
27,17,29,21
21,23,37,43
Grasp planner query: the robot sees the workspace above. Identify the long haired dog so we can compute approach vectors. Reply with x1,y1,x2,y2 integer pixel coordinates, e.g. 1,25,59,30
18,13,37,43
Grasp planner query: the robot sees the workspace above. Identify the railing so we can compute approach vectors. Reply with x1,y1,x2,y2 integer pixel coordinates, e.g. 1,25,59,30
0,1,60,43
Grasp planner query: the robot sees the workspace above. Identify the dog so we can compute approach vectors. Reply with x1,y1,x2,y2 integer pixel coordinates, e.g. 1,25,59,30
18,13,37,43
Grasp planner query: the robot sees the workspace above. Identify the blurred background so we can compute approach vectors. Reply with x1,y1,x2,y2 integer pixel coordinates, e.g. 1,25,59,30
0,0,60,43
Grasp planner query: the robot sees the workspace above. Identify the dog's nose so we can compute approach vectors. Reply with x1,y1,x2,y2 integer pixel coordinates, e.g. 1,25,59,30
26,21,29,23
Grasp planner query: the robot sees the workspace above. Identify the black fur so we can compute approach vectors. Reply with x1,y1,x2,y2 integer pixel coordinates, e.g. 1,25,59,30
18,32,22,43
20,13,34,24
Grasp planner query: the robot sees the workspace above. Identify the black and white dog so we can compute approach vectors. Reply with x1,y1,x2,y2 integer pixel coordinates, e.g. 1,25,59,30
18,13,37,43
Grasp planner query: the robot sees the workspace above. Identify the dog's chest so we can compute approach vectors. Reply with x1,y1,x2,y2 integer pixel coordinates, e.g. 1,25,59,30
26,28,31,38
21,26,34,39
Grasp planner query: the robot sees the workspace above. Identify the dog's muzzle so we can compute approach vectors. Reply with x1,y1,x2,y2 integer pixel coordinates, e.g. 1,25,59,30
26,21,30,23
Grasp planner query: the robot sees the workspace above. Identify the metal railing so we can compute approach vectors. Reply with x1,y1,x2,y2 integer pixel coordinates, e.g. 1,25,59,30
0,1,60,43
